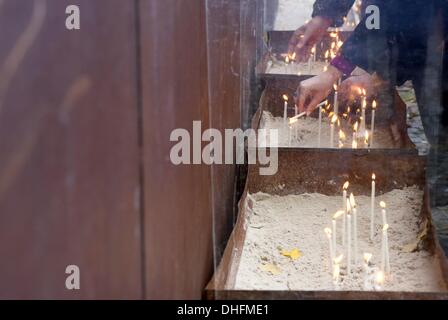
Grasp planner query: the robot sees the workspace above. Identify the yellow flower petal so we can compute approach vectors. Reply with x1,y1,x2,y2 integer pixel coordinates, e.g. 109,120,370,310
260,264,281,275
281,248,303,261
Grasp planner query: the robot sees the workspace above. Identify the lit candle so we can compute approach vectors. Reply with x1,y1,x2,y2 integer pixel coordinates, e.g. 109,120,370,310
363,253,373,290
359,89,367,138
374,270,385,291
282,94,288,126
350,193,358,265
352,121,358,148
333,84,339,115
333,210,344,249
339,130,346,149
330,114,338,148
381,224,391,274
325,228,335,271
371,100,376,147
346,199,352,274
342,182,349,245
312,45,316,63
285,56,290,74
365,131,370,148
318,104,323,147
333,254,344,288
288,117,298,147
380,201,387,225
370,174,376,240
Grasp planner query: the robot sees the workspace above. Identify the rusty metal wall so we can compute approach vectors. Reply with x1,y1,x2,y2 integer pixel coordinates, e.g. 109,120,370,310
139,0,214,299
0,0,257,299
0,0,143,299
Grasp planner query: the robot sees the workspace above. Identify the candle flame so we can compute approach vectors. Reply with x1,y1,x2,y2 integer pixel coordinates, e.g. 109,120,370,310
282,94,288,101
352,140,358,149
325,50,330,59
291,52,296,61
353,121,359,132
333,265,340,280
350,193,356,208
333,210,344,220
324,228,332,236
383,224,389,232
311,46,316,54
380,201,386,209
285,56,290,64
334,254,344,264
330,32,338,38
337,40,343,48
339,130,346,141
323,66,328,72
331,42,336,49
372,100,377,109
333,84,338,92
375,271,385,285
365,131,370,144
343,181,349,190
331,115,338,124
364,253,373,264
362,88,366,96
357,87,362,95
372,173,376,180
347,199,352,212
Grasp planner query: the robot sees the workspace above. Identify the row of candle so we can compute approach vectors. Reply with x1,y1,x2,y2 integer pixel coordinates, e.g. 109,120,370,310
324,176,391,290
282,90,377,149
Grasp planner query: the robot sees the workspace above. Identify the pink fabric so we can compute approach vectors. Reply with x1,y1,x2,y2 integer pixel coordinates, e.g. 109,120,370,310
330,55,356,76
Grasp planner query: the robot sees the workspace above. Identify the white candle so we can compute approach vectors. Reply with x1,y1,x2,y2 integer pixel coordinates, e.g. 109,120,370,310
370,174,376,240
371,100,376,147
288,124,292,147
350,194,358,265
333,254,344,288
359,89,367,137
363,253,373,290
352,121,358,148
381,224,391,274
380,201,387,225
282,95,288,126
342,182,349,245
333,85,339,115
339,130,346,149
318,105,322,147
347,210,352,274
285,56,290,74
374,270,385,291
312,45,316,63
330,115,337,148
325,228,335,271
333,210,344,249
333,264,341,289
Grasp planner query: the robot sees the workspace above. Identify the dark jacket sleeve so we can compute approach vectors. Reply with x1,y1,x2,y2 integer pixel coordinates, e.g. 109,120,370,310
312,0,355,27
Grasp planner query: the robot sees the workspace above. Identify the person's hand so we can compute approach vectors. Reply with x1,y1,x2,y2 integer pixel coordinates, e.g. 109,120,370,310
338,71,381,104
288,16,332,62
295,65,342,115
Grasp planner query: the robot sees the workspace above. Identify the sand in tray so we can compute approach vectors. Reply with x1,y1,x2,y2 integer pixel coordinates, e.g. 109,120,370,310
234,186,448,292
259,111,396,149
266,60,328,76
